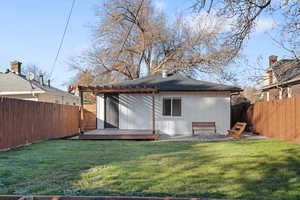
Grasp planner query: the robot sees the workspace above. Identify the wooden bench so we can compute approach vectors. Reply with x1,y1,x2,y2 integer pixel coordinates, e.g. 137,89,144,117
192,122,216,135
228,122,247,139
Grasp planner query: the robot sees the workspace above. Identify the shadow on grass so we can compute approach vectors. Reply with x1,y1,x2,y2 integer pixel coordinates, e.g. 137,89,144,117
1,139,300,200
211,141,300,200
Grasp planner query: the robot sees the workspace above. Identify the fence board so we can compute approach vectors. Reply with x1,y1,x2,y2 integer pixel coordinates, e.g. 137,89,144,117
278,99,284,140
295,98,300,141
247,97,300,144
0,97,80,151
82,104,97,131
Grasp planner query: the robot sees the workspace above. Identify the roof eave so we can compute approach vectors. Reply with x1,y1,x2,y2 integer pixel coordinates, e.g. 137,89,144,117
0,91,45,95
45,90,80,99
151,89,243,93
261,76,300,91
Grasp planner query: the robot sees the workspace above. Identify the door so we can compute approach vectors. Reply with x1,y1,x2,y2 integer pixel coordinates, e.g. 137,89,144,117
104,93,119,128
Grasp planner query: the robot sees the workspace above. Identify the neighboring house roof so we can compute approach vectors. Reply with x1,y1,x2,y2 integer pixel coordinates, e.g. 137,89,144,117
272,59,300,83
106,73,242,92
0,72,44,94
0,72,79,99
262,59,300,90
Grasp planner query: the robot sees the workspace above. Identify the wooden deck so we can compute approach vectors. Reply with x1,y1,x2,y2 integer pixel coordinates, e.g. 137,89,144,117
76,129,159,141
79,134,159,140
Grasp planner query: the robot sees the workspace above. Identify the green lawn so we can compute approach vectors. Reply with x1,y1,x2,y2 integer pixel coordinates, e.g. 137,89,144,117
1,139,300,199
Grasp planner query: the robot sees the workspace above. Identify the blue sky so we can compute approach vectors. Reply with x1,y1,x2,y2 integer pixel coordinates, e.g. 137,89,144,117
0,0,288,89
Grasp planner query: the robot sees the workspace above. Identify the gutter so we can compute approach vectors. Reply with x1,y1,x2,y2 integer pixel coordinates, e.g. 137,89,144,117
261,76,300,91
0,91,45,95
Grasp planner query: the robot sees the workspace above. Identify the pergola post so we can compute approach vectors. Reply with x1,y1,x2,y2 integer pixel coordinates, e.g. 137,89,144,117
152,91,155,134
79,90,84,134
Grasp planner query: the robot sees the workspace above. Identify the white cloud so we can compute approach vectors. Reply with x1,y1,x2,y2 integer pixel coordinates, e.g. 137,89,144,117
185,13,276,36
255,17,276,34
153,0,165,11
184,10,233,34
72,44,89,56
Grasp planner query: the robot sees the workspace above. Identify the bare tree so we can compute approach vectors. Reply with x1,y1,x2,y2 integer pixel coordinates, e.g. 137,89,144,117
279,0,300,57
242,87,260,103
69,0,240,84
22,64,51,81
192,0,300,58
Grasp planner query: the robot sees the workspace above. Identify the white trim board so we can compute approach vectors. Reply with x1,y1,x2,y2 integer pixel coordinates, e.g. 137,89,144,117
0,91,45,95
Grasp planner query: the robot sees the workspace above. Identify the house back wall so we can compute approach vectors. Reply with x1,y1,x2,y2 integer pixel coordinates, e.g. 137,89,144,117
97,93,230,136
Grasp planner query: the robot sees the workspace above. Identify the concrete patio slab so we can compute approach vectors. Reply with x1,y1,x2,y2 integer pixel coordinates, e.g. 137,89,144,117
68,129,267,142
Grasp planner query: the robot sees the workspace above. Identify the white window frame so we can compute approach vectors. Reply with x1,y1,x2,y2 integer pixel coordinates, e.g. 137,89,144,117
162,97,182,118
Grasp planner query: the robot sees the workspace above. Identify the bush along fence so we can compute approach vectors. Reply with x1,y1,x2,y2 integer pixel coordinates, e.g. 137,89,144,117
247,97,300,144
0,97,80,151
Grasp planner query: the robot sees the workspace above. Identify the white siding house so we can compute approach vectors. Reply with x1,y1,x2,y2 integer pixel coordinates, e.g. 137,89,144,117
95,73,241,136
0,61,79,105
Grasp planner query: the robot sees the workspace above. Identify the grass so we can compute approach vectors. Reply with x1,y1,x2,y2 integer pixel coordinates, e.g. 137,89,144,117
0,139,300,199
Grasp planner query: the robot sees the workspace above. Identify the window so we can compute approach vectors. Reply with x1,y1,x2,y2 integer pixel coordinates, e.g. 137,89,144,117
172,98,181,116
162,97,182,116
162,98,172,116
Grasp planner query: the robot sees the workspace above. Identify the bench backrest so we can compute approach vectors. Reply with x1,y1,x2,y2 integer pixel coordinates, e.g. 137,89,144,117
192,122,216,127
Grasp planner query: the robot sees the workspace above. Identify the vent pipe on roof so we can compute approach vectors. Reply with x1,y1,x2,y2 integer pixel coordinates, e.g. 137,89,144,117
162,70,168,78
39,75,44,86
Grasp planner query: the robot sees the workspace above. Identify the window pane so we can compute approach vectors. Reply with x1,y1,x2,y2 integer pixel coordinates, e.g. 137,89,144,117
163,98,172,116
172,98,181,116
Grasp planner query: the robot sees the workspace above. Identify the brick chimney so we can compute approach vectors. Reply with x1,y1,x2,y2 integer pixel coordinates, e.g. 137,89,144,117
10,61,22,74
269,55,278,67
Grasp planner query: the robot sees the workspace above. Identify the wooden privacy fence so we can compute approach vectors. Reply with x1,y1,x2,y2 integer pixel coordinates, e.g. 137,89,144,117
247,97,300,144
0,97,80,151
82,104,97,131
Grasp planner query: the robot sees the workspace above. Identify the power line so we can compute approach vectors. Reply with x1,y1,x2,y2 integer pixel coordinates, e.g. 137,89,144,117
113,0,144,79
50,0,76,78
117,0,144,60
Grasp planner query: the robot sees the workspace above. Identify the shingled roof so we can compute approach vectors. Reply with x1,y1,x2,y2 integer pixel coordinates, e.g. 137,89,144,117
272,59,300,82
0,72,79,98
106,73,242,92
